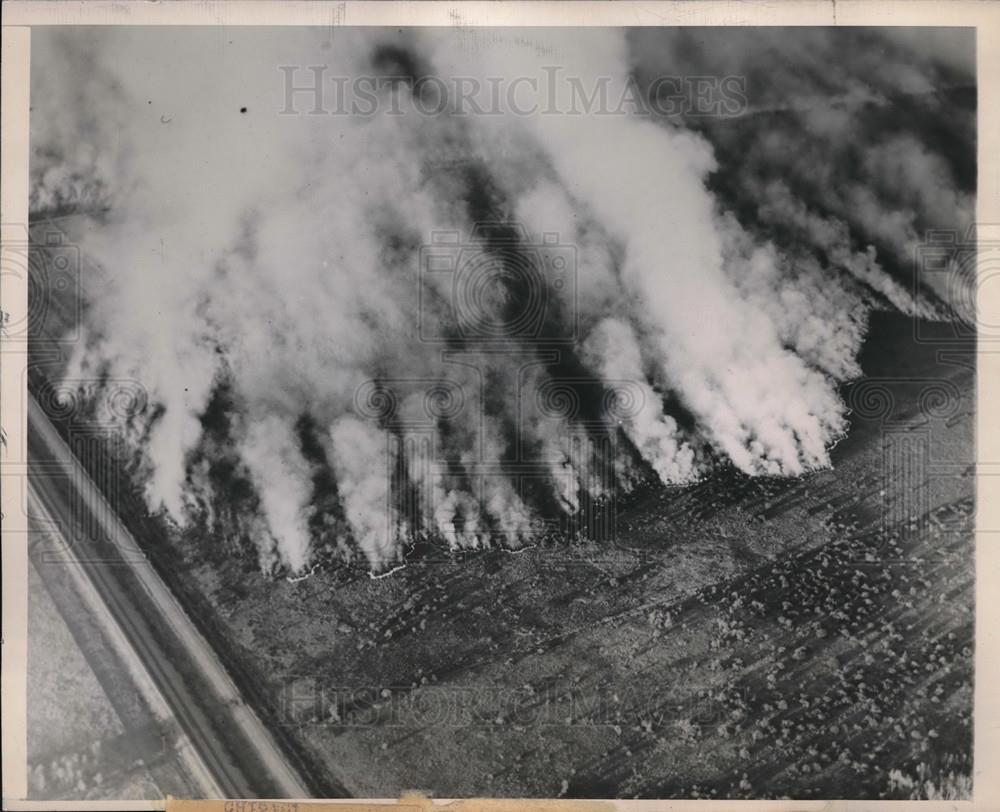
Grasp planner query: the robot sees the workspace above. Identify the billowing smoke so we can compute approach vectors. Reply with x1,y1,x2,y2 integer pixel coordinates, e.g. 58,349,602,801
30,26,973,573
628,27,976,316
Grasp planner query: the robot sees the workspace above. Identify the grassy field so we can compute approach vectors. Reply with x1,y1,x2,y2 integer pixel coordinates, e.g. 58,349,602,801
27,556,169,800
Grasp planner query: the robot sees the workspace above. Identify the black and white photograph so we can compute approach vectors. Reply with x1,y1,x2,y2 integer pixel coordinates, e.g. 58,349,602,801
1,4,993,807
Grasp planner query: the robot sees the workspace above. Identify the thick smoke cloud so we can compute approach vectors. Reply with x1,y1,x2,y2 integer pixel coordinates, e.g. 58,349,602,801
629,27,976,316
30,27,973,573
427,29,850,477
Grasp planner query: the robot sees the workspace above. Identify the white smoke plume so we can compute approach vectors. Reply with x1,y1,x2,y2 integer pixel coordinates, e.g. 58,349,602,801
582,318,702,485
29,26,973,573
330,415,399,569
240,414,314,573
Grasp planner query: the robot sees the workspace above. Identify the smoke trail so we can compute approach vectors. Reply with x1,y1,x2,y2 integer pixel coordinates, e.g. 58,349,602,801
330,415,400,568
30,26,972,573
582,318,701,485
240,414,314,573
753,181,938,319
628,27,975,317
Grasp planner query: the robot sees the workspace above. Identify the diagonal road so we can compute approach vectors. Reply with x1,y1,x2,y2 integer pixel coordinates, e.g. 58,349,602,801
27,393,323,798
28,487,227,798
